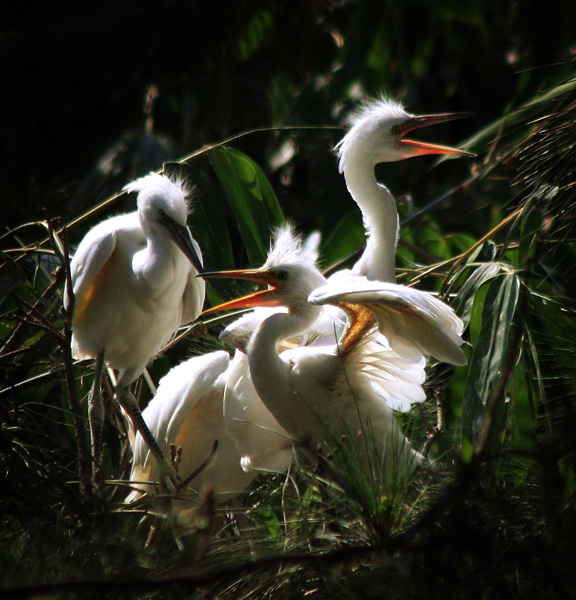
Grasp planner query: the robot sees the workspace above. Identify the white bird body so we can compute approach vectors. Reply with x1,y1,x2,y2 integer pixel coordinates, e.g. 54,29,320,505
68,172,205,383
129,351,259,506
201,232,462,473
216,228,341,475
67,172,205,488
247,327,425,455
334,98,474,284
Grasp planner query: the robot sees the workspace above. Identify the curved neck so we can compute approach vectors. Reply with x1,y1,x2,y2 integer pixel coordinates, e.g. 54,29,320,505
343,159,398,284
246,303,321,433
134,231,180,290
248,302,320,359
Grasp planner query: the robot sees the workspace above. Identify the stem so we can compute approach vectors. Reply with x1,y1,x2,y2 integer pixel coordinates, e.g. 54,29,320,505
50,223,92,496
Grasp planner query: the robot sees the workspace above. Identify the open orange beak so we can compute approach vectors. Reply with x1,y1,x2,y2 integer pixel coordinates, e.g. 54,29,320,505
399,112,475,157
199,268,283,316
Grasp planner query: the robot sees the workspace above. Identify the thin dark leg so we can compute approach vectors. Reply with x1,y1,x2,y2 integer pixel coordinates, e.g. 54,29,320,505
89,350,105,488
115,384,180,493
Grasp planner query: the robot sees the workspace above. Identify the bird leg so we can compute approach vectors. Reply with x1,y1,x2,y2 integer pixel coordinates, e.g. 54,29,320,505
89,350,106,488
114,385,181,493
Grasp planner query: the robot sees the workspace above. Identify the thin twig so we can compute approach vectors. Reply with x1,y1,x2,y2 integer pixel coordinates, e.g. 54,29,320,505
48,222,92,496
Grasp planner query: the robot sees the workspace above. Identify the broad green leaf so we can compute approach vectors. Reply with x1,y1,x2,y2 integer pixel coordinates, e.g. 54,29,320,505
452,261,503,325
461,271,520,462
208,146,285,265
320,210,365,269
509,361,536,452
446,232,478,255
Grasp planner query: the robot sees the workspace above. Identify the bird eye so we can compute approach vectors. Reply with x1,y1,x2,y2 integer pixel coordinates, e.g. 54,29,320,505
391,124,402,136
275,270,288,281
158,209,166,218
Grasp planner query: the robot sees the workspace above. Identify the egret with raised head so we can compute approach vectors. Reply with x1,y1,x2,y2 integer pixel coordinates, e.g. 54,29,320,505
334,98,474,283
128,226,322,511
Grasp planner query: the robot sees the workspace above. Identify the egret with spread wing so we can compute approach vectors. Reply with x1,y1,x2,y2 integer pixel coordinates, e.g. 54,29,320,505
200,233,465,477
67,172,205,486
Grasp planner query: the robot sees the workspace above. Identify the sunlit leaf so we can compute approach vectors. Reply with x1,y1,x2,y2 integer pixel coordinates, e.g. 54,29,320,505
208,146,285,265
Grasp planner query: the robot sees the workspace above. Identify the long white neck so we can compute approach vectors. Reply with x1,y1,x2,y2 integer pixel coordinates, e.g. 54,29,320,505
246,302,321,435
134,228,180,291
343,157,399,284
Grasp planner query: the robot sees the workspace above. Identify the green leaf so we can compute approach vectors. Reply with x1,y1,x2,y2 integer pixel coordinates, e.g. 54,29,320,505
321,210,365,268
452,261,503,326
208,146,285,266
461,271,520,461
509,361,536,452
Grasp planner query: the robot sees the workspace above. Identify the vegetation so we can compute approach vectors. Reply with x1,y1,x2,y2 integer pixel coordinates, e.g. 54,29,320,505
2,1,576,598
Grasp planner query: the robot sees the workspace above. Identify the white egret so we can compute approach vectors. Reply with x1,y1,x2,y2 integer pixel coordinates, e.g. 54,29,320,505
128,351,260,514
67,172,205,485
217,227,343,475
128,226,321,511
200,234,466,477
334,98,474,284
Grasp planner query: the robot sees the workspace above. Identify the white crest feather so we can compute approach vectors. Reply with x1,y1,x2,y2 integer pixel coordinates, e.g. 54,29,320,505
263,223,317,269
335,97,411,173
123,172,196,214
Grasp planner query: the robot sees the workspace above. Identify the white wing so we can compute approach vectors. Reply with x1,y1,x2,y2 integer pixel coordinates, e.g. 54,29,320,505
223,351,293,473
132,350,230,472
68,221,119,309
278,342,421,473
180,235,206,324
354,334,427,412
309,280,467,366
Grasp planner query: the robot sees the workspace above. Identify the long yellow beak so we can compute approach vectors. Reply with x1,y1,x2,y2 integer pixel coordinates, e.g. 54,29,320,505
199,268,283,316
400,112,475,157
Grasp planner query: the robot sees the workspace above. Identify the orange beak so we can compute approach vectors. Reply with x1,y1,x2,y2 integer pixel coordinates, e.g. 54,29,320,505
199,268,283,316
399,112,475,157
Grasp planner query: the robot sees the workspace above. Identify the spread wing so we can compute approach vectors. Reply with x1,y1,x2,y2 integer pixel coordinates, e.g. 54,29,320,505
309,280,467,366
353,333,427,412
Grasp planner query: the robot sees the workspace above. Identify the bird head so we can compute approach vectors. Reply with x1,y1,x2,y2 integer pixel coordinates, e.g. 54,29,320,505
336,99,475,172
200,261,327,317
124,173,204,273
199,226,327,317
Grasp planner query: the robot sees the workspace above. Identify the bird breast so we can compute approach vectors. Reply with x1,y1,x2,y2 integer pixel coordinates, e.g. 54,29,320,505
71,232,190,370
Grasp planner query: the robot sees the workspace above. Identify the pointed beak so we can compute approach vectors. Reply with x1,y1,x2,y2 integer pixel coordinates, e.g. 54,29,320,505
162,217,205,274
399,112,476,157
199,268,282,316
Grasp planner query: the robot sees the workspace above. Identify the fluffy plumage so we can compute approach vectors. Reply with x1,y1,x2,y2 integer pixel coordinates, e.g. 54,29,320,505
68,172,205,384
